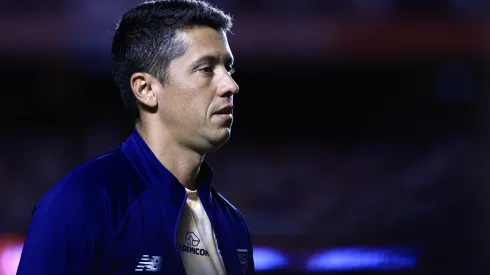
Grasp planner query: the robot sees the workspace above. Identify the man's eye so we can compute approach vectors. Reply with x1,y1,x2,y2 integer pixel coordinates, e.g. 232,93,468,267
198,67,213,73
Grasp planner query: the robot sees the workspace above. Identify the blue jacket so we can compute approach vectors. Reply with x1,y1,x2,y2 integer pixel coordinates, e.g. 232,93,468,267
17,130,254,275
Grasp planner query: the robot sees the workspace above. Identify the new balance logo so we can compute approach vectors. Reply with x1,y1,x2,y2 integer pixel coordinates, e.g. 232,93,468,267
135,255,162,272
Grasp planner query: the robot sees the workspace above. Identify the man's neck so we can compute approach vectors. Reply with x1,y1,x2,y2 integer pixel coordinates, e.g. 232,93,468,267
136,121,204,190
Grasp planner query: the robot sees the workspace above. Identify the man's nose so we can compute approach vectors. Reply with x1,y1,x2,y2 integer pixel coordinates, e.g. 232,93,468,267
217,72,239,97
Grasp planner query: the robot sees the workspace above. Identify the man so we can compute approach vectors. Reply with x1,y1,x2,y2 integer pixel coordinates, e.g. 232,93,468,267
16,0,254,274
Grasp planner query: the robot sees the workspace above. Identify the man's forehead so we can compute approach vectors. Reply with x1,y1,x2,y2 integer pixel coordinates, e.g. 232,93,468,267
179,28,233,64
180,26,228,47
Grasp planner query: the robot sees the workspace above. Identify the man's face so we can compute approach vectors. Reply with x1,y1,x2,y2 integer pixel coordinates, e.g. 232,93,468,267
155,26,239,153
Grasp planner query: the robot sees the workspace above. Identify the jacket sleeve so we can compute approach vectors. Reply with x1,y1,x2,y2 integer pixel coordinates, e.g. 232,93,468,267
16,179,107,275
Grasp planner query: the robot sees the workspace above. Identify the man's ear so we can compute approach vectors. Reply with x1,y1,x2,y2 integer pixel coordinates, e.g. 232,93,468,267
130,72,158,109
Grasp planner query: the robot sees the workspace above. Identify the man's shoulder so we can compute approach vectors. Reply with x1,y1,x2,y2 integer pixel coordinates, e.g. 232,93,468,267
212,189,239,211
58,148,134,191
211,188,247,222
75,147,132,177
36,148,136,212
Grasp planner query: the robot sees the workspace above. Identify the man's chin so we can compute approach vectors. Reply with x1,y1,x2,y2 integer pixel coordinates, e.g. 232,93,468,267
205,130,231,152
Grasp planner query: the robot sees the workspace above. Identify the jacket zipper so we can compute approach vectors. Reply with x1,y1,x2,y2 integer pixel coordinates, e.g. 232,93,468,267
174,193,188,264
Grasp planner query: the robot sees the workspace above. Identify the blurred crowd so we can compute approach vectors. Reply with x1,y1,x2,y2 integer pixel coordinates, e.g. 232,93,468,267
0,124,473,252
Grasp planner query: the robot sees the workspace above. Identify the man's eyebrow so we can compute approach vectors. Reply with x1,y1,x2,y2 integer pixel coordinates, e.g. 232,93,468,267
190,54,234,68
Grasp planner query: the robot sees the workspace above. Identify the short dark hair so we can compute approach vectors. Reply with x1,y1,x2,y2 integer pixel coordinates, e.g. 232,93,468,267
111,0,233,120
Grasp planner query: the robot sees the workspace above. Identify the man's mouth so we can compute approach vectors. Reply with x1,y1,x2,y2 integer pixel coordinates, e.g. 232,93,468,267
215,105,233,115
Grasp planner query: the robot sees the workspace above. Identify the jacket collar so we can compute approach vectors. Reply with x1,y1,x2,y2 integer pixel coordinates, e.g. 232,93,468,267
121,129,243,274
121,128,213,205
121,129,214,242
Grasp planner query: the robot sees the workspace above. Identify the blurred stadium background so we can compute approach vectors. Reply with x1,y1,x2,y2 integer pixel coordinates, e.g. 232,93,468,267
0,0,489,274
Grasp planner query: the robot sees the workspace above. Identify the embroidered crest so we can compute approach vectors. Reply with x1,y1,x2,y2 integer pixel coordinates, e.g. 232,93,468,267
237,249,248,273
